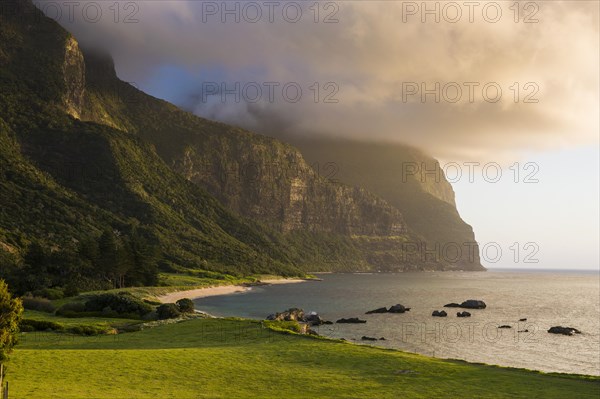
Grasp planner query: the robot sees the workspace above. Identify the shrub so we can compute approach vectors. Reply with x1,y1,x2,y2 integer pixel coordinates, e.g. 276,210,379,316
19,324,35,332
55,301,86,317
22,296,56,313
67,325,110,336
32,287,64,300
20,319,65,332
157,303,181,320
84,293,153,317
63,284,79,297
176,298,195,313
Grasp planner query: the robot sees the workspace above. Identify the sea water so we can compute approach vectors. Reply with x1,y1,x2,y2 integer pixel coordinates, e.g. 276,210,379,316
194,269,600,375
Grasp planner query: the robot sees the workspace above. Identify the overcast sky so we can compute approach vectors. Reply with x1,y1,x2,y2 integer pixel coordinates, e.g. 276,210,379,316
37,1,600,269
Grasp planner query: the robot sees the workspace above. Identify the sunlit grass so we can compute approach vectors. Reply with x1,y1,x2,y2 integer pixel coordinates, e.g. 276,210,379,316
8,318,600,398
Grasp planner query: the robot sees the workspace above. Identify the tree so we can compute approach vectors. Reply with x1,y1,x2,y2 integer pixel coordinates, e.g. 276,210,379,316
0,279,23,393
176,298,195,313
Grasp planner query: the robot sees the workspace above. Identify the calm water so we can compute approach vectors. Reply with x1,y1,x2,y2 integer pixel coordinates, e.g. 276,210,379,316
194,270,600,375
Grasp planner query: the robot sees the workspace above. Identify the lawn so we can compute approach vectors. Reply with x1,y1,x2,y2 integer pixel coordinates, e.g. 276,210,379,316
7,318,600,398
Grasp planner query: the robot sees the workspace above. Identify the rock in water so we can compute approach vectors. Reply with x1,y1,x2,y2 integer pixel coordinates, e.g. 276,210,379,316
365,307,389,314
498,325,512,329
304,312,325,326
459,300,486,309
432,310,447,317
444,303,461,308
266,308,304,321
388,304,409,313
336,318,367,324
519,318,527,322
361,336,378,341
548,326,581,336
457,311,471,318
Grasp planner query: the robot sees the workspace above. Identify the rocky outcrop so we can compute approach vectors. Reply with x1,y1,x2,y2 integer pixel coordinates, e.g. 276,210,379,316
62,36,86,119
457,311,471,318
266,309,331,326
432,310,447,317
445,300,486,309
548,326,581,336
365,304,410,314
388,304,410,313
459,300,486,309
336,318,367,324
365,307,389,314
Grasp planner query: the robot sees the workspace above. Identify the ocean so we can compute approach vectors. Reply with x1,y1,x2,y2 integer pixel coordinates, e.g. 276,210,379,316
193,269,600,376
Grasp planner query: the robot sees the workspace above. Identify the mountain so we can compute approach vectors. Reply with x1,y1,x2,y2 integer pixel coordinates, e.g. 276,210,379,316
0,0,300,278
283,137,482,270
0,0,483,284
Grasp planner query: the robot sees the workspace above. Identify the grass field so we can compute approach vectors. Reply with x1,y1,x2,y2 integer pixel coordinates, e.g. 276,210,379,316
7,318,600,399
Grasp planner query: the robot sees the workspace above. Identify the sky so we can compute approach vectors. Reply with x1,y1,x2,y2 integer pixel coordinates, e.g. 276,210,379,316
36,1,600,269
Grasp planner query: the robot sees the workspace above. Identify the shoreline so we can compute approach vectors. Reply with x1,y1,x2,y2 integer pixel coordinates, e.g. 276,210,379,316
156,278,309,304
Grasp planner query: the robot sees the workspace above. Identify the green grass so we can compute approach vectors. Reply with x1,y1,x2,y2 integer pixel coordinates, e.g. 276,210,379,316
23,310,140,329
7,318,599,398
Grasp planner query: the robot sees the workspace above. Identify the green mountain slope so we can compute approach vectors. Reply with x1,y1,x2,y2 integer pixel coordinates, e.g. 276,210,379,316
0,0,300,278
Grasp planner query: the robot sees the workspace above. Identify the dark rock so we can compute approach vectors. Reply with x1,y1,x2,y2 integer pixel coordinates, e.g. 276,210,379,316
459,300,486,309
336,318,367,324
323,320,334,325
304,312,325,326
379,337,386,340
457,311,471,318
388,304,409,313
361,336,378,341
498,325,512,329
518,329,529,333
519,318,527,322
444,303,461,308
432,310,447,317
366,307,388,314
548,326,581,336
266,308,304,322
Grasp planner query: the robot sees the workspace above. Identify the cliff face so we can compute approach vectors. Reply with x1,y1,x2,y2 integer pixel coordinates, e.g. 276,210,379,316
61,37,85,119
170,130,407,236
284,138,483,270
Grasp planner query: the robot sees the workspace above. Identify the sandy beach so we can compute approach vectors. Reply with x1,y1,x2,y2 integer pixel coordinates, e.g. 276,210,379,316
156,278,308,303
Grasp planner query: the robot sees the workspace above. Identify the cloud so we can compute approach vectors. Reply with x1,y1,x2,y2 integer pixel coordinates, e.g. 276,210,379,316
36,0,599,161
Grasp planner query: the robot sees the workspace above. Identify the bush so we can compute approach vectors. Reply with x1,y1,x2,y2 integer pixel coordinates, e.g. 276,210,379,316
32,288,64,300
176,298,195,313
19,324,35,332
67,325,110,336
63,284,79,297
55,301,86,317
84,292,153,317
156,303,181,320
20,319,65,332
22,296,56,313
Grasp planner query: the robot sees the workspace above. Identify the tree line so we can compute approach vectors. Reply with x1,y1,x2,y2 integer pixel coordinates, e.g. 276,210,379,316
1,228,159,296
